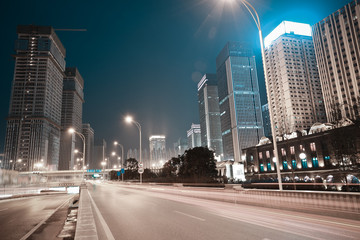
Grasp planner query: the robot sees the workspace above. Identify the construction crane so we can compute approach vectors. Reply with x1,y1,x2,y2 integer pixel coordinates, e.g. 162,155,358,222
54,29,87,32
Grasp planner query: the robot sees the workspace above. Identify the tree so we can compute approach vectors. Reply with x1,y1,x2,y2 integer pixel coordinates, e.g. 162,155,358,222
178,147,218,182
125,158,138,171
161,157,181,178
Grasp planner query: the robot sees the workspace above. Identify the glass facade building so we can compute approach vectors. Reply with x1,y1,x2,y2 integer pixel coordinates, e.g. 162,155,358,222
198,73,223,157
216,42,264,163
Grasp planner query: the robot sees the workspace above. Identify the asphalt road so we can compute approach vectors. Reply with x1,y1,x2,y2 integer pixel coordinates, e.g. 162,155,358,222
0,193,73,240
88,182,360,240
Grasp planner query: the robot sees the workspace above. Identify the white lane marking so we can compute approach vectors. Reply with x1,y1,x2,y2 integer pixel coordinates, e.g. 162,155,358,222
19,195,72,240
174,210,205,222
0,208,9,212
87,189,115,240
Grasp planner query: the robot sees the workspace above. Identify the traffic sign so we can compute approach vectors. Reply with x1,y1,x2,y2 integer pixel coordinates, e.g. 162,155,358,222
139,163,143,168
121,168,125,174
117,171,121,176
138,168,144,174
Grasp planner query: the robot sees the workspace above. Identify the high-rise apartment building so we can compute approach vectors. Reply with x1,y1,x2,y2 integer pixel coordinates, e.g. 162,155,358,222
261,104,272,138
187,124,202,148
264,21,327,136
198,73,223,157
313,0,360,122
59,67,84,170
216,42,264,163
149,135,166,169
82,123,94,169
4,25,66,171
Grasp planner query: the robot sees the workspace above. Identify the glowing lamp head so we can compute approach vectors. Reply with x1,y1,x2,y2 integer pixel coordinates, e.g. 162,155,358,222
68,128,75,134
101,161,106,166
112,152,116,156
114,141,118,146
74,149,79,154
125,116,133,123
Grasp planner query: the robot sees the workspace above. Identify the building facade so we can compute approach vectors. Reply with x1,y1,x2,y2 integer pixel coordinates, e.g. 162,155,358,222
59,67,84,170
243,122,360,184
4,25,66,171
264,21,327,136
187,124,202,148
216,42,264,163
93,138,106,169
149,135,166,169
312,0,360,122
173,138,188,156
82,123,94,169
198,73,223,158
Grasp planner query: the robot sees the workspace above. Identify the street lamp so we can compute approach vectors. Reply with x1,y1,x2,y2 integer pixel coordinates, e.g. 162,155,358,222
68,127,86,181
114,141,124,182
223,0,283,190
125,115,142,184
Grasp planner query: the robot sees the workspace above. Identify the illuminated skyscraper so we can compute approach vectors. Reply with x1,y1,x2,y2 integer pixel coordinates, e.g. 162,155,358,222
216,42,264,163
149,135,166,169
313,1,360,122
82,123,94,169
4,25,66,171
187,124,202,148
264,21,326,136
198,73,223,157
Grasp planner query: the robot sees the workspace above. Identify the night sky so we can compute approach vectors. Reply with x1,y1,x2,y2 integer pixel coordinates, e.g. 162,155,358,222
0,0,350,153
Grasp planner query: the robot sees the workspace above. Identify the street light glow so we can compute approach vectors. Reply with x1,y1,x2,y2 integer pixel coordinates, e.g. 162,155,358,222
112,151,116,156
68,128,75,134
114,141,118,146
125,116,133,123
74,149,79,154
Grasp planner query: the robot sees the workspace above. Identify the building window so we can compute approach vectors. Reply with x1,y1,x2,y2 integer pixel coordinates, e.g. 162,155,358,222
283,161,288,170
260,164,264,172
292,159,297,169
312,157,319,168
259,152,263,159
281,148,286,156
310,142,316,152
302,159,308,169
267,162,271,171
266,151,270,158
290,146,295,155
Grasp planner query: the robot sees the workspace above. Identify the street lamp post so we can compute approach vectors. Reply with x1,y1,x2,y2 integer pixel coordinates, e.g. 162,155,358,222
68,128,86,181
114,141,124,182
125,116,142,184
226,0,283,190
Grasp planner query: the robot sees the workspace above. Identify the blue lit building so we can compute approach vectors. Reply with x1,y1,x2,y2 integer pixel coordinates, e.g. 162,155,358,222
262,103,272,138
216,42,264,166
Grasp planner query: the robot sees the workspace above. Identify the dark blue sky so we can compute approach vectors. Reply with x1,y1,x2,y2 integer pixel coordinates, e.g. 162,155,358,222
0,0,350,152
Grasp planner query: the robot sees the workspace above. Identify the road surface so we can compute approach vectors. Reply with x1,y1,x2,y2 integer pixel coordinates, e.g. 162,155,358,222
88,182,360,240
0,193,73,240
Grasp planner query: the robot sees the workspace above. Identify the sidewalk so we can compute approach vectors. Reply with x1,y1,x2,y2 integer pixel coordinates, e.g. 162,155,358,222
74,186,98,240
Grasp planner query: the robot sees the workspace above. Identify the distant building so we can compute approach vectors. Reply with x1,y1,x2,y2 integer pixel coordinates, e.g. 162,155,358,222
264,21,326,136
173,138,188,156
82,123,94,169
187,124,201,148
262,104,272,138
59,67,84,170
216,42,264,164
313,0,360,122
149,135,166,168
4,25,66,171
93,139,106,169
198,73,223,157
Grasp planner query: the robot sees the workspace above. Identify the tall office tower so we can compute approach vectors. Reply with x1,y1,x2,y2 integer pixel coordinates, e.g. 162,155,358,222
93,138,106,169
4,25,66,171
82,123,94,168
264,21,327,136
149,135,166,169
216,42,264,163
262,104,272,138
59,67,84,170
198,73,224,157
313,1,360,122
187,124,202,148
